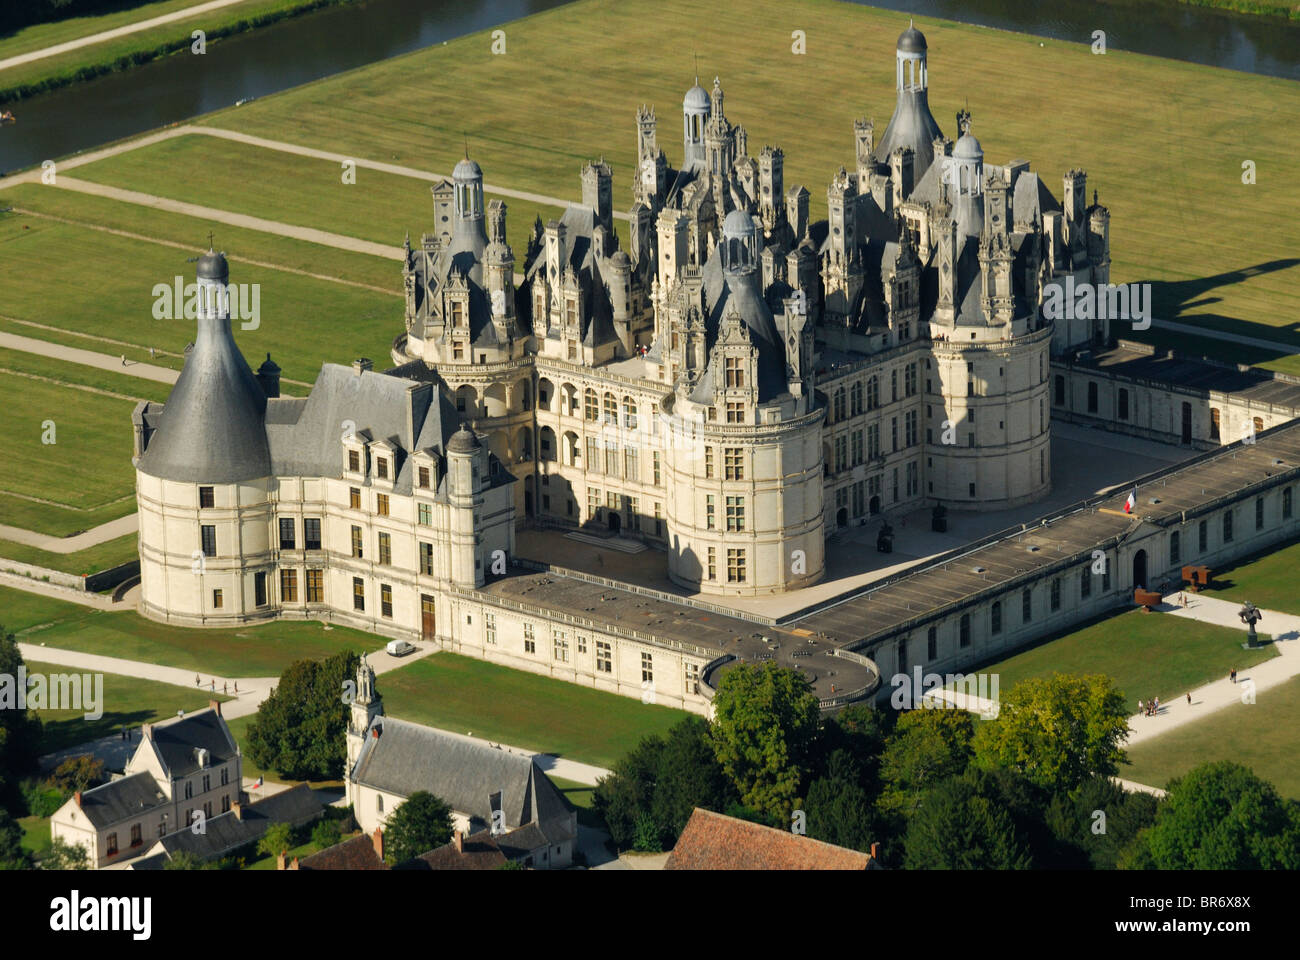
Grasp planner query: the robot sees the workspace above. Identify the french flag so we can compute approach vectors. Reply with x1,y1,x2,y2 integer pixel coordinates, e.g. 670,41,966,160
1124,487,1136,514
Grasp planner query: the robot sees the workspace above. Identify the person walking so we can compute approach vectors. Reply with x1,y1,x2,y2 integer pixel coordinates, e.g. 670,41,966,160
1231,667,1237,684
223,682,228,695
149,346,155,360
1186,692,1192,706
195,673,201,686
121,354,127,366
233,681,238,693
1137,699,1144,715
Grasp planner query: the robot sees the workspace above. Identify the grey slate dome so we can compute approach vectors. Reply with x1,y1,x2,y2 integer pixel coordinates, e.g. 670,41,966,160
954,132,983,159
898,24,927,52
723,208,756,238
196,248,228,281
447,427,481,454
683,80,710,112
136,258,271,484
453,157,482,181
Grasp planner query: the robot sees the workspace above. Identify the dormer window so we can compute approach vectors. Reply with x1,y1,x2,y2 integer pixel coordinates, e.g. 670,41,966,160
451,301,464,327
724,357,745,389
348,450,361,473
726,401,745,424
453,342,465,361
418,466,431,489
377,458,389,480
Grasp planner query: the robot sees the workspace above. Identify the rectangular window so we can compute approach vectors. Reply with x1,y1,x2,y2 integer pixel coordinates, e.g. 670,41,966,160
586,487,601,520
278,517,296,550
927,626,937,660
1223,511,1234,543
199,486,214,509
378,532,392,566
351,525,364,559
991,601,1002,635
586,437,600,473
625,448,638,482
641,652,654,684
897,639,908,674
1256,497,1265,531
306,569,323,603
653,451,662,486
553,632,569,663
727,548,746,583
348,450,361,473
1285,487,1294,520
107,833,118,856
485,613,496,644
707,546,716,581
376,493,389,516
724,448,744,481
706,495,716,530
1081,568,1092,599
726,496,745,532
606,443,620,477
959,614,971,648
350,486,361,510
280,569,298,603
419,542,434,576
377,458,389,481
834,436,847,473
851,431,863,466
524,622,536,655
304,518,322,551
726,401,744,423
1022,588,1033,622
380,584,393,618
418,466,431,489
685,663,700,695
212,589,223,609
352,577,365,612
725,356,745,388
418,502,432,526
596,641,612,673
1050,578,1061,612
201,525,216,558
705,447,715,479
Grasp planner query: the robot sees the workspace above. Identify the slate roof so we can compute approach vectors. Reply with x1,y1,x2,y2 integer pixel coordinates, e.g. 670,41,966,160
397,830,509,871
1012,172,1061,228
149,783,323,863
873,86,944,183
697,253,789,402
523,203,621,352
665,809,876,870
145,706,239,779
349,717,573,844
76,772,168,830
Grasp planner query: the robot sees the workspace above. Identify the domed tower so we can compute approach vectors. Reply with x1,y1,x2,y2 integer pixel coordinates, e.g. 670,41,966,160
873,23,944,183
445,427,488,589
663,211,825,596
133,249,275,623
345,654,384,806
682,78,710,168
950,122,985,239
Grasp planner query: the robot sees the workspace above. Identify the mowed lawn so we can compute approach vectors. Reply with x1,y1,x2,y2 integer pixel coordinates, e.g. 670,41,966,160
964,607,1277,714
0,532,140,577
0,368,139,535
1203,535,1300,616
4,584,376,677
163,0,1300,352
378,652,687,769
69,134,575,273
1124,675,1300,800
0,213,396,385
25,659,232,756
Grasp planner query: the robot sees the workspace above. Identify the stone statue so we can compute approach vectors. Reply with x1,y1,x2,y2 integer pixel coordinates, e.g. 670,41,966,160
1238,601,1263,645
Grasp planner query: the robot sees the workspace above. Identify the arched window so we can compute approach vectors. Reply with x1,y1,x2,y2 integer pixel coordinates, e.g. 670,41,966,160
867,376,879,410
584,388,598,421
851,381,864,416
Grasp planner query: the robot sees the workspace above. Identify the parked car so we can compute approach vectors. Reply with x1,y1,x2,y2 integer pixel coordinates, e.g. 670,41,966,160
386,640,416,657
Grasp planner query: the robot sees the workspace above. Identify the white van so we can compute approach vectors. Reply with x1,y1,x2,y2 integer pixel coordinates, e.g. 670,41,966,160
386,639,416,657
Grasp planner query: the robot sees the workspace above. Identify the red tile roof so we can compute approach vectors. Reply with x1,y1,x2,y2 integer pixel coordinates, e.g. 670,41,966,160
665,809,876,870
296,833,388,871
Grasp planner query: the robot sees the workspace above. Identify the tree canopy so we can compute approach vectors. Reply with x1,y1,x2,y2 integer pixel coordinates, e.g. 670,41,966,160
246,650,359,780
878,707,974,820
383,791,454,864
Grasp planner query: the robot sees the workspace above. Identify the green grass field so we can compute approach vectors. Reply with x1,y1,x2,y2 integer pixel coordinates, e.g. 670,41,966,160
0,212,396,385
378,652,687,769
0,1,355,103
0,533,139,576
964,607,1277,714
1124,674,1300,799
68,133,573,276
25,658,232,755
19,816,51,856
0,369,139,535
1202,535,1300,616
4,584,375,676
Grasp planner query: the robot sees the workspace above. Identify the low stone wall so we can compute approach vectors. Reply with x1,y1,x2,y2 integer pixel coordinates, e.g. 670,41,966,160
0,557,140,595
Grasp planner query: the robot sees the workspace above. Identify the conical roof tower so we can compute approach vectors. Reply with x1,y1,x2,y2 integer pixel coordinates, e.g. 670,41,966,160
136,248,271,482
873,22,944,182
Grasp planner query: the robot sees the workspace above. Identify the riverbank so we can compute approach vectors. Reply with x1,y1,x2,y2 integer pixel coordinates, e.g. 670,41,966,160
1179,0,1299,20
0,0,358,105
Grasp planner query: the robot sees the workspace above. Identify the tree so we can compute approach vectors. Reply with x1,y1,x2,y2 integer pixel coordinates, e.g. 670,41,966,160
878,708,974,820
49,754,105,794
972,673,1128,794
814,703,892,795
592,733,666,850
0,627,43,813
632,813,662,852
649,716,737,844
39,836,89,870
903,772,1033,870
0,809,31,870
1139,762,1300,869
256,822,293,859
382,791,453,864
163,850,217,871
1044,776,1158,871
709,662,820,821
311,818,341,851
246,650,359,780
803,750,878,852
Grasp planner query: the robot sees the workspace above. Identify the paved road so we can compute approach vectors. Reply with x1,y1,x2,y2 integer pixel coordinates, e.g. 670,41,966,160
0,512,138,553
1155,319,1300,356
0,0,250,73
0,330,179,384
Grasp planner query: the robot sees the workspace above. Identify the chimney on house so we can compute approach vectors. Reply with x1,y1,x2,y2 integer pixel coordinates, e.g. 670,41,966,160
209,699,222,716
454,829,464,854
870,842,880,861
289,857,299,870
353,358,373,376
74,792,82,808
372,827,384,861
276,850,287,871
231,800,243,821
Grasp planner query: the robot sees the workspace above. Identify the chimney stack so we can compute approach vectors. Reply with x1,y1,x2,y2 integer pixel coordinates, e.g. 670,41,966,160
74,792,82,808
276,850,287,871
454,830,464,854
372,827,384,861
209,699,221,717
353,358,373,376
231,801,242,821
870,842,880,861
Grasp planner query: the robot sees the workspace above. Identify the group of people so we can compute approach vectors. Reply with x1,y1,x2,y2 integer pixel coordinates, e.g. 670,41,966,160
194,674,237,694
1138,696,1162,717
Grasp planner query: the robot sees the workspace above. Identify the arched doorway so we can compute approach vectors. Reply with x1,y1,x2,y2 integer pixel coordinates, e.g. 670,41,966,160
608,511,621,534
836,508,848,527
1133,549,1148,590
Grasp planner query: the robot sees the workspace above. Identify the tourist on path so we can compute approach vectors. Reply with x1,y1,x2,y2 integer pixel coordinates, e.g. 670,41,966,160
1137,699,1144,715
1186,692,1192,706
195,673,200,686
